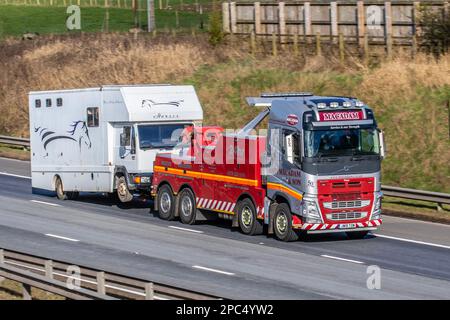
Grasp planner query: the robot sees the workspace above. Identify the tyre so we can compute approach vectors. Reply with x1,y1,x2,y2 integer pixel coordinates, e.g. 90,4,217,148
273,203,299,242
346,231,369,240
55,176,67,200
178,188,196,225
237,198,263,236
116,176,133,203
157,185,176,221
67,191,79,200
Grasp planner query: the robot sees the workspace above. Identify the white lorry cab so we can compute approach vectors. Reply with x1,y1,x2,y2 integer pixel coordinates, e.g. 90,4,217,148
29,85,203,202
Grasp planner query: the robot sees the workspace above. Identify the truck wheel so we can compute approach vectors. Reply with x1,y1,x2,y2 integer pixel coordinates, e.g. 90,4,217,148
273,203,299,242
116,176,133,203
67,191,79,200
178,188,196,225
157,185,175,221
55,177,68,200
346,231,369,240
237,198,263,236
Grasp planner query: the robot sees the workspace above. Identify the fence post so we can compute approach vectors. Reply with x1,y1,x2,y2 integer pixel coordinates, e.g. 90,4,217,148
384,1,393,53
158,0,161,9
357,1,365,47
104,0,110,33
412,35,417,58
254,2,261,34
316,32,321,56
145,282,154,300
97,271,106,295
175,10,179,28
279,2,286,45
413,1,421,49
304,2,311,43
293,32,299,57
386,33,392,59
250,32,256,56
230,2,237,34
363,32,369,65
22,284,32,300
222,2,230,33
272,32,277,57
339,32,344,63
330,2,338,43
45,260,53,279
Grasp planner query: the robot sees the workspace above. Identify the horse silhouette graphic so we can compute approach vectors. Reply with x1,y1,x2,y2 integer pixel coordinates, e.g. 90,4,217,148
34,121,92,151
141,99,184,109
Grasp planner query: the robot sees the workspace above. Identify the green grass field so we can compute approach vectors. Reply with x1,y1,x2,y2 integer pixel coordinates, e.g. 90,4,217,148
0,4,209,37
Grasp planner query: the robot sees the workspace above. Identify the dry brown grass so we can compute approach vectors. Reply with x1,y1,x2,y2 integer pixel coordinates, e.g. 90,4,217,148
0,33,448,192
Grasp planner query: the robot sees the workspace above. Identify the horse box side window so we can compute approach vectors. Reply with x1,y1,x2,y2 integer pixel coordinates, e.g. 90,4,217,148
35,99,41,108
87,107,99,127
56,98,63,107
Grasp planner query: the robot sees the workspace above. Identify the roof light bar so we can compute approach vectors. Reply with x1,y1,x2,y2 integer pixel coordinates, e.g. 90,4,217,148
260,92,313,98
343,101,352,108
317,103,327,109
329,102,339,108
355,100,365,107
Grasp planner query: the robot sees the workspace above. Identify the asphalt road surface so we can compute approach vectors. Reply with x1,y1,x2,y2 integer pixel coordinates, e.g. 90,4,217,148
0,157,449,299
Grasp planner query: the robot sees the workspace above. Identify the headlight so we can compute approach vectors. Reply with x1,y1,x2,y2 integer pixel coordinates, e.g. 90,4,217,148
134,176,151,184
371,195,382,219
302,200,322,223
140,176,151,184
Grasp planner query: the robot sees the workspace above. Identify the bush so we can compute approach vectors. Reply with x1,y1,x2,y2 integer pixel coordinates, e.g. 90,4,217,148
417,4,450,57
208,2,224,46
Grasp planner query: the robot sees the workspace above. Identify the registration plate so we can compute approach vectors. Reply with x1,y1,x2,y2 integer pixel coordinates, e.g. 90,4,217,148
338,223,356,229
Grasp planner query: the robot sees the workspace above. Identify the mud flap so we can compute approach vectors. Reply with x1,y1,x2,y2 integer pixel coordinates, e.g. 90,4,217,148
153,194,158,212
173,194,179,217
267,203,278,235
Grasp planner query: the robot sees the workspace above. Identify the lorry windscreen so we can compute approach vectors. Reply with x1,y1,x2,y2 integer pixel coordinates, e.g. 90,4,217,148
304,128,380,158
138,124,188,149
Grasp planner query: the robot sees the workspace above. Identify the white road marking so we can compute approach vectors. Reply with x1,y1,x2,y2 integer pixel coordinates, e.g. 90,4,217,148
374,234,450,250
45,233,80,242
192,265,235,276
30,200,61,207
321,255,364,264
5,260,168,300
168,226,204,234
0,172,31,179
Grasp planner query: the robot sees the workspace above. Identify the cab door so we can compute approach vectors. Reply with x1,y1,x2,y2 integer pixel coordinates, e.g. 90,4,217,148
114,125,137,172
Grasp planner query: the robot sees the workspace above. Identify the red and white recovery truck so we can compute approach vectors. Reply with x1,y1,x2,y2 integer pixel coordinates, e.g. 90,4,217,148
151,93,386,241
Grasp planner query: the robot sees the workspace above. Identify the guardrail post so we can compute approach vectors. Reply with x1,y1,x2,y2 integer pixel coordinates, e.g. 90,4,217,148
145,282,154,300
437,203,444,211
0,249,4,283
45,260,53,279
97,271,106,295
22,284,32,300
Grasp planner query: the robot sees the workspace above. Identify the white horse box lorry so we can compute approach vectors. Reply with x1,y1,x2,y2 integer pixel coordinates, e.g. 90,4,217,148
29,85,203,202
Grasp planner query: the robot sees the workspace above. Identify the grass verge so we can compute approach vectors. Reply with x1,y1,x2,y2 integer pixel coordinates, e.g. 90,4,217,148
0,144,30,161
0,279,65,300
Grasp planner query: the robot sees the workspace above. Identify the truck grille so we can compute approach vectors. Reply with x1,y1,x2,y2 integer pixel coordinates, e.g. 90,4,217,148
323,200,370,209
326,212,366,220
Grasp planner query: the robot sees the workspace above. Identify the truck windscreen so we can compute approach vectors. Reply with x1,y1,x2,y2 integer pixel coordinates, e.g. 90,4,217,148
304,128,380,158
138,124,189,149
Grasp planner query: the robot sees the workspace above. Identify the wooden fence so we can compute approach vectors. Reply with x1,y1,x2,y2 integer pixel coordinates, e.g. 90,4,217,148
222,1,449,47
